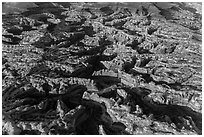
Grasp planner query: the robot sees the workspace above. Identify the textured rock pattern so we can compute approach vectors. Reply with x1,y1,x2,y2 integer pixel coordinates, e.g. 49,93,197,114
2,2,202,135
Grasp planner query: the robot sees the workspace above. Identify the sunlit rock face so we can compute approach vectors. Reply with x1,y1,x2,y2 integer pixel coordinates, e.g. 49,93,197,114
2,2,202,135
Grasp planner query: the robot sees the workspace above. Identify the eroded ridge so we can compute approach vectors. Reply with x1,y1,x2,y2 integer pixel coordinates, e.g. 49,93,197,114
2,2,202,135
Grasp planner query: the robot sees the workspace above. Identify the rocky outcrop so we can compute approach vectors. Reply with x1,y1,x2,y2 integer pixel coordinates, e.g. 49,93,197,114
2,2,202,135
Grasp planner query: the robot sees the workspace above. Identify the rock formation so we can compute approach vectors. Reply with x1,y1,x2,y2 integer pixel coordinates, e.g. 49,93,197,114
2,2,202,135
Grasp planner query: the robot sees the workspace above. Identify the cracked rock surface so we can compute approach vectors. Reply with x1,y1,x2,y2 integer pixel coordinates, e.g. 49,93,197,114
2,2,202,135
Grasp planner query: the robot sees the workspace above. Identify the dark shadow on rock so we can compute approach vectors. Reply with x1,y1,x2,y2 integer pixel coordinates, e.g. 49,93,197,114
10,84,87,117
3,34,22,44
76,99,128,135
92,76,121,90
124,87,202,134
6,28,23,35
